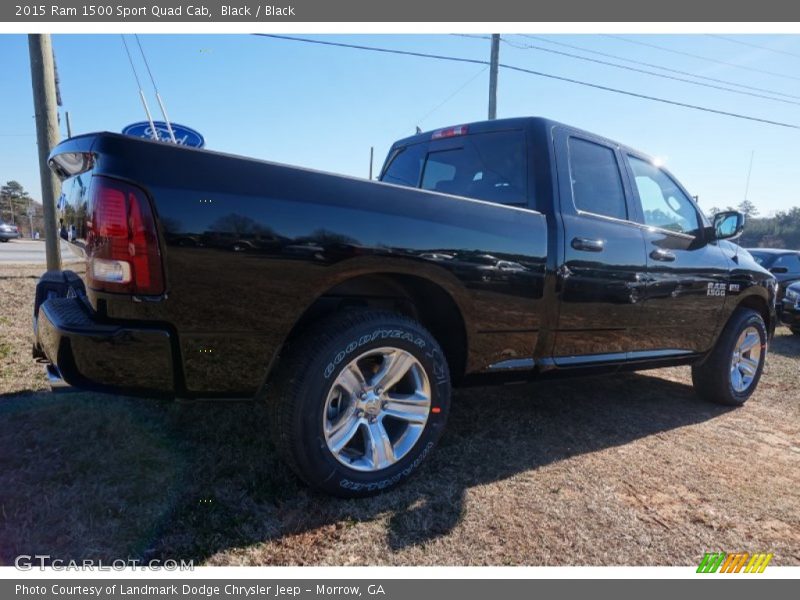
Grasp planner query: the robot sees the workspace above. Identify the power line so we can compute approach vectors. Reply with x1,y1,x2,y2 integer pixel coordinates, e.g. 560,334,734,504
494,35,800,107
253,34,800,131
708,34,800,60
415,65,488,126
604,34,800,83
516,34,800,101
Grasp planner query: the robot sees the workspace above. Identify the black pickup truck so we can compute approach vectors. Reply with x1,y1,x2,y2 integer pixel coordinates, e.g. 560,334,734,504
34,117,776,496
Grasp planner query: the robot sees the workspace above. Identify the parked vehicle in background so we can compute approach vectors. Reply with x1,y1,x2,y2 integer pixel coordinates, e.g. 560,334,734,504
781,281,800,335
0,221,20,242
33,117,777,497
746,248,800,308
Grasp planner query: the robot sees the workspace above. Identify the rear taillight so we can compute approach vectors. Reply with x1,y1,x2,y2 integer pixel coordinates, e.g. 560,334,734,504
85,176,164,296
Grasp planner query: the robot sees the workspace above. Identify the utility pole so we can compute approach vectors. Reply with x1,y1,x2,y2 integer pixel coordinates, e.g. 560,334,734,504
27,198,35,239
488,34,500,120
28,34,61,271
369,146,374,180
65,110,73,138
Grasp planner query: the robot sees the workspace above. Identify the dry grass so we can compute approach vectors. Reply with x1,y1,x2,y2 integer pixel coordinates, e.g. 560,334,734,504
0,267,798,566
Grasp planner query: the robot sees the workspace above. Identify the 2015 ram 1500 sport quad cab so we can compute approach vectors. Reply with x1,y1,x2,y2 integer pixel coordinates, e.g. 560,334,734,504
34,117,777,496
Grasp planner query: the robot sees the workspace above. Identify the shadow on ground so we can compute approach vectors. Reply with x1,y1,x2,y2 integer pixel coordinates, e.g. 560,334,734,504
770,326,800,357
0,371,732,564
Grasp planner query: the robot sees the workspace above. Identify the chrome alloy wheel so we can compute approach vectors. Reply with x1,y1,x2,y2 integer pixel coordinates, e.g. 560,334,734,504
730,326,763,393
322,347,432,472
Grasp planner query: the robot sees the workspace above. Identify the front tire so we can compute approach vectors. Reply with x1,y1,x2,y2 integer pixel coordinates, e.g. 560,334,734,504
692,307,767,406
267,310,451,497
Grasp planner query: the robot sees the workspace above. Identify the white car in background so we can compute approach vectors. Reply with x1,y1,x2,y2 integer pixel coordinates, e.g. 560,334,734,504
0,221,20,242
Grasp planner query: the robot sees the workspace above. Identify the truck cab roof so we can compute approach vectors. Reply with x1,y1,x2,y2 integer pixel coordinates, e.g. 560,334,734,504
392,116,638,156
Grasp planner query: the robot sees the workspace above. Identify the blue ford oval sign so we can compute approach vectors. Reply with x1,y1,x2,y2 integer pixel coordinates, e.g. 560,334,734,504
122,121,205,148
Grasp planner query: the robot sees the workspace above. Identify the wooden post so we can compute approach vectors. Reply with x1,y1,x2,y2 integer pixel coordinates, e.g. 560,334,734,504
28,34,61,270
488,34,500,120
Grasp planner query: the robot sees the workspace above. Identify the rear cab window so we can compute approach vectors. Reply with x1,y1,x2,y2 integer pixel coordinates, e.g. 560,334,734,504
381,129,529,208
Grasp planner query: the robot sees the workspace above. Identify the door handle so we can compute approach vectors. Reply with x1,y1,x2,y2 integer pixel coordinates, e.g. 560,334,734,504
571,237,604,252
650,248,676,262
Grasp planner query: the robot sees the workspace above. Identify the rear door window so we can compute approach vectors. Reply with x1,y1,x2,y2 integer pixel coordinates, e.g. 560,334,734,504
567,137,628,220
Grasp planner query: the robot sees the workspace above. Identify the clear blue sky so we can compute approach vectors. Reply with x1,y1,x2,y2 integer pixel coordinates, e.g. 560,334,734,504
1,33,799,216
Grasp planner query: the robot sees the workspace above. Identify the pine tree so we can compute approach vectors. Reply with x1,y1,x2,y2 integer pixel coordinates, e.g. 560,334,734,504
738,199,760,218
0,181,31,225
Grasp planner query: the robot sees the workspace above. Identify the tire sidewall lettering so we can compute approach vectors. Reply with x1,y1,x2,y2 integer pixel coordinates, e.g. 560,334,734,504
324,328,428,380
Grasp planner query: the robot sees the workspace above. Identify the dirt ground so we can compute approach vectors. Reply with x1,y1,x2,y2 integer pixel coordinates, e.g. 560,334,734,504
0,264,798,566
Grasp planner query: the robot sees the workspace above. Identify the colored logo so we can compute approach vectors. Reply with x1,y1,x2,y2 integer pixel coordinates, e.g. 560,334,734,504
122,121,205,148
697,552,773,573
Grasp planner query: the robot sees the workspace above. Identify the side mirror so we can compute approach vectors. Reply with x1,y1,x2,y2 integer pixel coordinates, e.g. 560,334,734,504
712,210,745,240
770,266,789,274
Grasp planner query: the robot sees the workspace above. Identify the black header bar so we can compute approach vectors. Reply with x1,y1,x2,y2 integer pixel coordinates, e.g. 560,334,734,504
5,1,800,22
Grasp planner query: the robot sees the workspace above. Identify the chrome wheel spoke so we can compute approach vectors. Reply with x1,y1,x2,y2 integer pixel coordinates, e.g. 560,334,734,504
731,365,744,391
366,420,396,469
327,416,361,454
739,331,760,353
371,350,415,391
337,364,366,398
383,392,430,424
739,357,758,377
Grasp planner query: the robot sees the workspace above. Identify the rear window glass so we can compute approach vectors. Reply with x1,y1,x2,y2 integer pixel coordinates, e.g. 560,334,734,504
381,142,426,187
381,130,529,208
421,131,527,207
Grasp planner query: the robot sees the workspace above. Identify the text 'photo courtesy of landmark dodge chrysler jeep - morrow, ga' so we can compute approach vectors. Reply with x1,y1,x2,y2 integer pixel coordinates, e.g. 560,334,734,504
34,117,777,496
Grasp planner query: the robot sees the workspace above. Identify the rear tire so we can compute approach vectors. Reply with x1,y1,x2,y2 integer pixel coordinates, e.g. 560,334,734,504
267,310,451,498
692,307,767,406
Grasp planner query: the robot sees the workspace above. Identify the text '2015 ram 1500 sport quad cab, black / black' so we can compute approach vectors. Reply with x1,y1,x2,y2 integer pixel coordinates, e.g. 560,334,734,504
34,117,777,497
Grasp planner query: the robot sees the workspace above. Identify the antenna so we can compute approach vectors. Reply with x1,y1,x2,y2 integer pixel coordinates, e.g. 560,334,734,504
121,35,158,141
134,34,177,143
744,150,755,201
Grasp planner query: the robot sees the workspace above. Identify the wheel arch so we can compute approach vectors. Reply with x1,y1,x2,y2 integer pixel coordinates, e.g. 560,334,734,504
260,269,473,394
734,291,773,333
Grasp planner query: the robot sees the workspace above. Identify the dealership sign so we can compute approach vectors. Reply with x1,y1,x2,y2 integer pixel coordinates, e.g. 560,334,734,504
122,121,205,148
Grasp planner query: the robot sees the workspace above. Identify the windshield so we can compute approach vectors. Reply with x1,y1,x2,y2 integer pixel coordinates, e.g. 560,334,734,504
748,251,775,267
